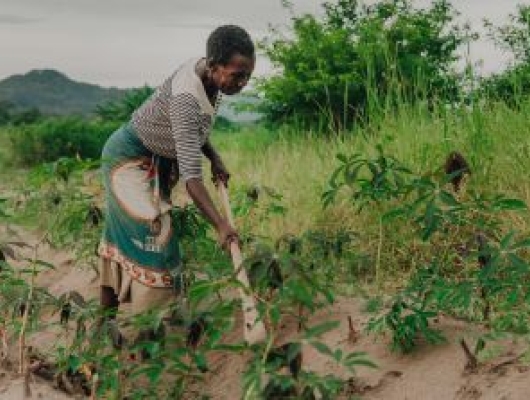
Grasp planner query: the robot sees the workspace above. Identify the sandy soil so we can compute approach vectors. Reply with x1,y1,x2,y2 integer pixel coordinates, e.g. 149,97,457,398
1,224,530,400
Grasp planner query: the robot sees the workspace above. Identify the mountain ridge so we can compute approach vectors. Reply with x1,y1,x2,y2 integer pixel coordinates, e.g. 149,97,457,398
0,69,262,122
0,69,127,116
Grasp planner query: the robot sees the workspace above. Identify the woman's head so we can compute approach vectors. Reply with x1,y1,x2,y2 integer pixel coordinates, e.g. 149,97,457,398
206,25,255,95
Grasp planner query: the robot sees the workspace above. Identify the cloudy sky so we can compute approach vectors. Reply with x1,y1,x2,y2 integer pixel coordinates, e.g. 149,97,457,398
0,0,528,88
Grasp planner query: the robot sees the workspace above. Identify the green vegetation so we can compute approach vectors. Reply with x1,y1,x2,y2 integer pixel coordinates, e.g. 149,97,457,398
482,5,530,102
2,0,530,398
257,0,471,129
7,118,120,166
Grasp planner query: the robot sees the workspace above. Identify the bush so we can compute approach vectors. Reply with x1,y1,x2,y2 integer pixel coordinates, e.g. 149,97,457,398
0,102,43,127
9,116,120,166
480,64,530,105
213,115,241,133
257,0,469,130
482,5,530,102
95,86,153,123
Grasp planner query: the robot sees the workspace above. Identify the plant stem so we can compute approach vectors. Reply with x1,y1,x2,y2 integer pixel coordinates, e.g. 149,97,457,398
18,232,47,374
376,216,383,290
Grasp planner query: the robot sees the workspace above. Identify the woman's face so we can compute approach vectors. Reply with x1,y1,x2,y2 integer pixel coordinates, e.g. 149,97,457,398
210,53,255,95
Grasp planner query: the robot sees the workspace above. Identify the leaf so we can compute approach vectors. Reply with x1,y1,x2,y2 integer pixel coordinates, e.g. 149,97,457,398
132,364,164,383
67,355,81,372
508,253,529,272
438,190,459,207
342,352,378,369
322,190,336,208
492,198,527,211
336,153,348,163
286,342,302,363
499,231,516,249
333,349,343,362
192,352,208,372
310,341,335,358
189,280,225,304
287,281,313,306
511,238,530,250
304,320,340,339
344,164,362,186
328,167,343,189
382,208,405,222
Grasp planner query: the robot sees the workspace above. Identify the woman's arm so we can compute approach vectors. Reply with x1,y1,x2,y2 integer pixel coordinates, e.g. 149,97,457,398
186,177,237,248
202,139,230,185
168,93,235,247
201,139,220,162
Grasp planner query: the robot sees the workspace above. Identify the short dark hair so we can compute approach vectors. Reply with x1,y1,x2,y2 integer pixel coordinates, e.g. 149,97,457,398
206,25,255,66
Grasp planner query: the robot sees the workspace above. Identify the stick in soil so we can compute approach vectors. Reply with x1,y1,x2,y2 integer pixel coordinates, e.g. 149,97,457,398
0,327,7,361
476,233,491,322
348,316,359,344
459,339,478,372
297,303,305,333
19,281,35,373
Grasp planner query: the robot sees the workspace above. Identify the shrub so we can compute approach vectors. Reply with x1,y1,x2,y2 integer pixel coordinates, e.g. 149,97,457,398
95,86,153,123
482,5,530,102
9,116,120,166
257,0,470,130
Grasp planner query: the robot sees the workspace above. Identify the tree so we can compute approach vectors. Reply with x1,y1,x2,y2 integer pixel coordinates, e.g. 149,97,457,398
95,86,153,123
0,100,14,125
11,107,42,126
482,5,530,102
487,4,530,65
257,0,470,131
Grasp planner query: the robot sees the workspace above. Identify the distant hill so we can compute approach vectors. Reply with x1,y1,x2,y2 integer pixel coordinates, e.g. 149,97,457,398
0,69,127,116
0,69,263,122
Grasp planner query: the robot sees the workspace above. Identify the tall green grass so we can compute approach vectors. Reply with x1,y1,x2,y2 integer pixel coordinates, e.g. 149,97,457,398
210,98,530,289
214,98,530,232
2,96,530,288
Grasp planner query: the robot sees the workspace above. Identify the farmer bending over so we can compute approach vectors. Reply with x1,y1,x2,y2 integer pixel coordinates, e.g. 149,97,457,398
97,25,255,347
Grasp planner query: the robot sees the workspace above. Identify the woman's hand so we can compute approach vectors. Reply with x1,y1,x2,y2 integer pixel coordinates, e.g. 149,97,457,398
210,156,230,186
216,219,239,252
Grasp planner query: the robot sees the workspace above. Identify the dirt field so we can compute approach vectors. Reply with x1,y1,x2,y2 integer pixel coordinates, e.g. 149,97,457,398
1,225,530,400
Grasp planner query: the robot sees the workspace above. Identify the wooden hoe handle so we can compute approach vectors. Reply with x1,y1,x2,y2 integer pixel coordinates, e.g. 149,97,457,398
217,183,267,345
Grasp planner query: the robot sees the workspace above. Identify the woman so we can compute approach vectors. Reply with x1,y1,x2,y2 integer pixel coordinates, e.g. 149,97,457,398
97,25,255,344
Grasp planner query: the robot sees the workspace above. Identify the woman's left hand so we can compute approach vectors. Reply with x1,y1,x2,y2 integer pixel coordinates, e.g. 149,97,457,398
211,156,230,186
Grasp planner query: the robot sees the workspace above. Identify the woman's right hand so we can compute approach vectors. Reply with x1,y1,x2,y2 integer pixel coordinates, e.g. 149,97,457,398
216,219,239,253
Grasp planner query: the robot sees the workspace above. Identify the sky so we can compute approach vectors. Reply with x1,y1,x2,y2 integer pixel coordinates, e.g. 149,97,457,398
0,0,528,88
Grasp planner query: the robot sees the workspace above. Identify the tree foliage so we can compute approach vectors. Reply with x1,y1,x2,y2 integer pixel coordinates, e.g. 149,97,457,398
257,0,469,131
95,86,154,123
482,5,530,102
9,117,119,166
0,101,43,126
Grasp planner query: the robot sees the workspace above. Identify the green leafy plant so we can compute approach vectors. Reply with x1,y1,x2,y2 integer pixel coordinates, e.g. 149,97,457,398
257,0,470,129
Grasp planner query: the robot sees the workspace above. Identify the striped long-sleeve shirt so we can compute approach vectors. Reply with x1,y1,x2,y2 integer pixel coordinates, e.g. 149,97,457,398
131,58,218,182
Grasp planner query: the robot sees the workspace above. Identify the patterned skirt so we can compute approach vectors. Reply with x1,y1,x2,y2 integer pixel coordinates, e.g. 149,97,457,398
98,123,181,290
